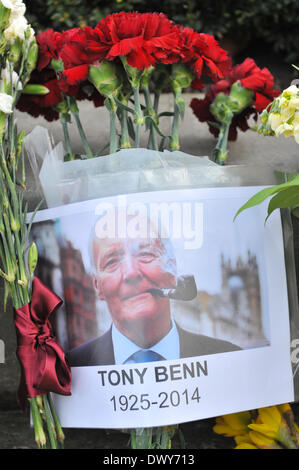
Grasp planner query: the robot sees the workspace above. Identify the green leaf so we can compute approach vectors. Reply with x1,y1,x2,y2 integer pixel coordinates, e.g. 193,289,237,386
266,186,299,220
158,111,175,118
114,97,135,115
234,173,299,220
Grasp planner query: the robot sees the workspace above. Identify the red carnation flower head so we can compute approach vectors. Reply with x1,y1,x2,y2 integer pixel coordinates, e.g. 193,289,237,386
190,57,280,141
59,28,96,69
36,29,64,72
94,12,181,70
177,28,232,87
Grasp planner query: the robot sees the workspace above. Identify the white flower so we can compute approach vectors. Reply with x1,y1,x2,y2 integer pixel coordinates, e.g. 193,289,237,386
268,112,283,132
0,92,13,114
4,14,33,43
1,0,25,14
1,64,22,90
275,122,294,137
281,85,299,98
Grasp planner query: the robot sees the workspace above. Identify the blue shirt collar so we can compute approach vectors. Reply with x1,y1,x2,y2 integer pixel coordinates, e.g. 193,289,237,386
112,320,180,364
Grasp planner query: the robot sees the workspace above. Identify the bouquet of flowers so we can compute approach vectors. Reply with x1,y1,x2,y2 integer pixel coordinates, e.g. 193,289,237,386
17,11,232,159
2,5,235,451
2,1,298,451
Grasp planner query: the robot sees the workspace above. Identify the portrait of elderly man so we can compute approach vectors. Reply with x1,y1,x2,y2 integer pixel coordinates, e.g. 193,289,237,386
67,207,241,366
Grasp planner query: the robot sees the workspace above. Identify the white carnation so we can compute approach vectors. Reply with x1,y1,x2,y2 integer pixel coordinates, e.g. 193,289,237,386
0,93,13,114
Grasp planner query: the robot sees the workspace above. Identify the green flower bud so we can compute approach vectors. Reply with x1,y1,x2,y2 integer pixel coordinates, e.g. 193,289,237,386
260,109,269,125
10,212,20,232
210,93,231,122
228,81,254,113
171,63,194,91
25,40,38,75
0,112,7,141
88,61,121,98
22,84,50,95
24,25,33,41
28,241,38,277
8,37,22,64
50,58,65,73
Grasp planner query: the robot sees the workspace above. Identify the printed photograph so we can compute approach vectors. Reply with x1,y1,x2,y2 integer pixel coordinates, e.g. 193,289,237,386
30,189,271,367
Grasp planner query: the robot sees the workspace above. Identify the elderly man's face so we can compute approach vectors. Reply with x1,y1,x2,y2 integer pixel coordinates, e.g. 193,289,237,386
93,236,176,343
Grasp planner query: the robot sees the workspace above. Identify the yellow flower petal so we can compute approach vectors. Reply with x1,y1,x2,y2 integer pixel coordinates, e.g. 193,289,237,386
213,423,237,437
223,411,252,433
235,443,258,449
277,403,292,415
249,430,282,449
248,423,277,440
214,411,252,437
234,434,253,445
258,406,281,428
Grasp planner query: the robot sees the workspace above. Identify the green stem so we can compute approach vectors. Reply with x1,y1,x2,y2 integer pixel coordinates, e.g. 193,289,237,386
211,113,233,165
61,118,75,161
143,87,158,150
29,398,47,449
120,108,131,149
153,91,160,114
160,428,171,449
47,393,65,448
130,430,137,449
42,395,57,449
170,101,180,151
0,229,19,306
133,86,144,148
72,112,94,159
109,107,118,154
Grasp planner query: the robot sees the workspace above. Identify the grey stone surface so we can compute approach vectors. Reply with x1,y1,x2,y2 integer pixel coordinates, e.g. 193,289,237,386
2,91,299,450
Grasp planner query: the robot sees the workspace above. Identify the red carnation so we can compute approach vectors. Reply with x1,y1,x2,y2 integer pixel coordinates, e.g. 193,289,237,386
190,58,280,141
177,28,232,87
59,28,96,69
93,12,181,69
36,29,64,71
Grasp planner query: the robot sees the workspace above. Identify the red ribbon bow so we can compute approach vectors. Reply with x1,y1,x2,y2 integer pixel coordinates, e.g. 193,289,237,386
14,277,71,410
